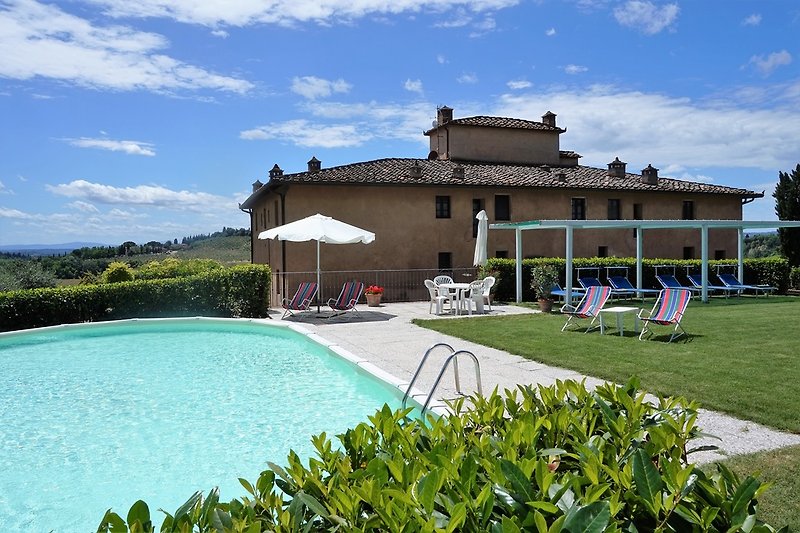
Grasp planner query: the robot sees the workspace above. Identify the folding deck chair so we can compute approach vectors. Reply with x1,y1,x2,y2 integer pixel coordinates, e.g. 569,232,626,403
327,281,365,318
280,282,318,320
717,272,776,296
560,285,612,333
638,288,691,342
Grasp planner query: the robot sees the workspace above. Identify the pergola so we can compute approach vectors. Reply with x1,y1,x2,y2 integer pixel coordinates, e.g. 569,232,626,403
489,219,800,303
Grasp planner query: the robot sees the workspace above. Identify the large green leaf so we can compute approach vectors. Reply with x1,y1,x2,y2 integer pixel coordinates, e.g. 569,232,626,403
631,449,664,512
125,501,150,529
500,459,537,504
562,501,610,533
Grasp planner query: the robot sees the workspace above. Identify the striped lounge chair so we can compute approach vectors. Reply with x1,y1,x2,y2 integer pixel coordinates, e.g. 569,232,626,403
637,288,691,343
281,282,318,320
327,281,364,319
560,285,612,333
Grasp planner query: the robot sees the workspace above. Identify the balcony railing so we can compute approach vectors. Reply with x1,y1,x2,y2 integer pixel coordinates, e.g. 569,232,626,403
273,268,480,303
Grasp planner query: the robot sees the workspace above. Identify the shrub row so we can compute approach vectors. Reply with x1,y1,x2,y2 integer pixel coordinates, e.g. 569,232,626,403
790,267,800,290
0,264,271,332
484,256,791,302
98,379,781,532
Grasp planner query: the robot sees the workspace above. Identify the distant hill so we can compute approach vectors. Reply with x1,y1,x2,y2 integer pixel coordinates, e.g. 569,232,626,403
0,242,108,256
172,235,251,264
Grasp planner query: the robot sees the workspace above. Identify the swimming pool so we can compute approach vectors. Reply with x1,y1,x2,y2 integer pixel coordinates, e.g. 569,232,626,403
0,318,413,531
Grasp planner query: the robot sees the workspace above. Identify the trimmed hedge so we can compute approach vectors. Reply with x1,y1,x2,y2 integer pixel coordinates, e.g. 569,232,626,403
486,256,791,302
98,379,782,532
0,264,271,332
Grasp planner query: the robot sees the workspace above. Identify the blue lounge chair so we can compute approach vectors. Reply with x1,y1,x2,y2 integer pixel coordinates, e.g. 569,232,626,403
655,274,700,294
281,282,318,320
717,273,776,296
579,276,634,299
638,288,691,342
560,285,612,333
607,275,661,300
327,281,364,318
686,273,736,298
550,283,584,304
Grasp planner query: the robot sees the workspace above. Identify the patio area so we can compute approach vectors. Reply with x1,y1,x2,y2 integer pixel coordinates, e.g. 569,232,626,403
270,300,800,464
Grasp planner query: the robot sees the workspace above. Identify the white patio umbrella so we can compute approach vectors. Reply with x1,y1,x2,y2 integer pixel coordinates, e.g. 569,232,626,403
258,213,376,311
473,209,489,267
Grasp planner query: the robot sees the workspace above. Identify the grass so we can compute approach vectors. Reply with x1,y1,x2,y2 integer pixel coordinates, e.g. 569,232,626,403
414,296,800,529
415,296,800,432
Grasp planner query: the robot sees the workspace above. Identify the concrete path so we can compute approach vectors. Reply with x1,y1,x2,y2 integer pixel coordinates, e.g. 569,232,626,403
271,301,800,464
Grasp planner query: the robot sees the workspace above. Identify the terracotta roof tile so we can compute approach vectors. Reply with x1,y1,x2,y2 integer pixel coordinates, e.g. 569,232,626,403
426,115,564,133
257,158,759,198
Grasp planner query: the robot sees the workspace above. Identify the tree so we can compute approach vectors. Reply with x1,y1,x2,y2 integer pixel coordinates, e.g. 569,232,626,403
773,163,800,266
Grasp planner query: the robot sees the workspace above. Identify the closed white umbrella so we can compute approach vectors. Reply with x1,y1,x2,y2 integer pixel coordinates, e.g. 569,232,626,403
258,213,375,311
473,209,489,267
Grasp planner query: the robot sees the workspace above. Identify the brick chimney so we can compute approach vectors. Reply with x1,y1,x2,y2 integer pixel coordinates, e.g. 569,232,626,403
607,157,627,178
437,105,453,125
307,156,321,173
542,111,557,127
251,179,263,192
268,164,283,180
641,164,659,185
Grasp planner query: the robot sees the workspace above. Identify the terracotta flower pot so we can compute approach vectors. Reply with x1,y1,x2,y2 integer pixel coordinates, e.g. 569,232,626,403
366,293,382,307
537,298,554,313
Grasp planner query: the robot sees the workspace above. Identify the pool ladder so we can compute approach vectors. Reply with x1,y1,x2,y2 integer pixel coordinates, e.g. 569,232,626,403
401,342,483,415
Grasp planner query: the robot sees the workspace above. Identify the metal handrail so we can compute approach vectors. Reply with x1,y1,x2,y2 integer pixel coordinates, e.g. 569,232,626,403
402,343,454,408
420,350,482,415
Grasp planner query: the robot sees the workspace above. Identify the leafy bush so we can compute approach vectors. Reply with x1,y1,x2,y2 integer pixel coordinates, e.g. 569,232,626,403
97,379,783,532
486,257,792,301
136,257,223,280
0,259,57,291
0,264,270,332
101,261,135,283
791,267,800,289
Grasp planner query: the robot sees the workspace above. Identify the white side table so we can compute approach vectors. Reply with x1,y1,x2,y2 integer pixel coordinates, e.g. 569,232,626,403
599,306,640,336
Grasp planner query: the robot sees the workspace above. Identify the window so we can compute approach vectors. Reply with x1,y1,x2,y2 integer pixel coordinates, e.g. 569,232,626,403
438,252,452,270
715,249,726,260
682,200,695,220
495,195,510,221
571,198,586,220
496,250,508,259
472,199,484,237
598,246,608,257
633,203,643,220
607,199,621,220
436,196,451,218
683,246,695,260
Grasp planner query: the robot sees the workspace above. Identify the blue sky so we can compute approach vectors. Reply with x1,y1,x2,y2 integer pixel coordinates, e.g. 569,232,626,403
1,0,799,246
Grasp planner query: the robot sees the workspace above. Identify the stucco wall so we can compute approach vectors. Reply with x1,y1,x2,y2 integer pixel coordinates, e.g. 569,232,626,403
429,126,561,165
250,183,743,275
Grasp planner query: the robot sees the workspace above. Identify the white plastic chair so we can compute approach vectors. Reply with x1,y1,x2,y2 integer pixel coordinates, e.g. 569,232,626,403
481,276,495,311
461,280,487,316
433,275,456,311
424,279,449,315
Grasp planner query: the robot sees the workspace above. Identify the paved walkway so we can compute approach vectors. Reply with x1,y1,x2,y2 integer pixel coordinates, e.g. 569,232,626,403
271,301,800,464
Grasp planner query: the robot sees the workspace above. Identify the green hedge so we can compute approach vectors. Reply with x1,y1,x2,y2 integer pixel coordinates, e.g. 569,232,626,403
790,267,800,289
98,379,781,532
0,264,271,332
485,256,791,302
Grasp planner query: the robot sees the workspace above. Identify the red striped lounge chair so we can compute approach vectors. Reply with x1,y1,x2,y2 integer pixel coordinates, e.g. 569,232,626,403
327,281,364,319
560,285,612,333
281,282,318,320
637,288,691,342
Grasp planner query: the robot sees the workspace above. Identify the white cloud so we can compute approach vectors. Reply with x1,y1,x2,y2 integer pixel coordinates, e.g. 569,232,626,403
613,1,679,35
493,85,800,172
290,76,352,100
469,15,496,37
67,200,100,213
436,54,447,64
747,50,792,76
404,78,423,94
46,180,236,212
0,206,33,219
87,0,522,27
545,27,556,36
742,14,761,26
507,79,532,90
563,64,588,74
457,72,479,84
64,137,157,156
0,0,253,94
240,120,364,148
211,29,229,38
0,180,10,195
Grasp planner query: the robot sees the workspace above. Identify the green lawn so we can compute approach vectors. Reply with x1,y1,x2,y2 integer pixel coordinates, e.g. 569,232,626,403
415,296,800,529
415,296,800,432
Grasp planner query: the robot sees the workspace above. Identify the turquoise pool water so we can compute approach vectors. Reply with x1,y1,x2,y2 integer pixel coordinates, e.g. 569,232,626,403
0,319,406,531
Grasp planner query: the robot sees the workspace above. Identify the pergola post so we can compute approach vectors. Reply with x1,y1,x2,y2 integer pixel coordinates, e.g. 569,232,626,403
636,226,643,290
737,227,745,283
515,228,523,303
565,225,574,303
701,224,709,303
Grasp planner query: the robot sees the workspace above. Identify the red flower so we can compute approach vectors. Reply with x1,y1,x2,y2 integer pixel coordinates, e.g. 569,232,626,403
365,285,384,295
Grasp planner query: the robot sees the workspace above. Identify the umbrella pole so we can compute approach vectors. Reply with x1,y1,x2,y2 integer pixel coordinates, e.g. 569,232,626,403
317,240,321,313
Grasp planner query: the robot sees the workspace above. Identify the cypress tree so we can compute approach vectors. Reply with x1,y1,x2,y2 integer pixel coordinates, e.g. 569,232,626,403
773,163,800,266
